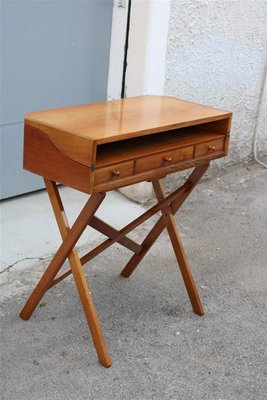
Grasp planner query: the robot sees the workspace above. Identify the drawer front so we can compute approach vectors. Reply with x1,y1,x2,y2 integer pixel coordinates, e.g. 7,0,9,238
135,146,194,174
94,161,134,185
195,138,225,158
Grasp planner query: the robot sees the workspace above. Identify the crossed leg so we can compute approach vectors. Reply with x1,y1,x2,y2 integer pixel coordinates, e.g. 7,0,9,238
152,180,204,315
20,180,111,367
20,164,209,367
121,164,209,315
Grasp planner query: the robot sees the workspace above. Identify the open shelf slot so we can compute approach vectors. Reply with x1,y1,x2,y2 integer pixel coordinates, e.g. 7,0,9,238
96,124,226,167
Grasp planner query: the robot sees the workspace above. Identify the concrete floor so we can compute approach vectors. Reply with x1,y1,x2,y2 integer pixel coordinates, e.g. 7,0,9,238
0,188,145,277
0,163,266,400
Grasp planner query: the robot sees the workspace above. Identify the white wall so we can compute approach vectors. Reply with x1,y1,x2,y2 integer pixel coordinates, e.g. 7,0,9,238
110,0,266,201
120,0,171,202
165,0,267,166
107,0,129,101
126,0,170,97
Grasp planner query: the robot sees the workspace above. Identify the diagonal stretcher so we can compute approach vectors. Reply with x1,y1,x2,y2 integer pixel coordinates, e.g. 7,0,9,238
20,163,209,368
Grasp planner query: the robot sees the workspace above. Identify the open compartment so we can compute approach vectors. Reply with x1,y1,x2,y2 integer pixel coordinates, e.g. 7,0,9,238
95,119,229,168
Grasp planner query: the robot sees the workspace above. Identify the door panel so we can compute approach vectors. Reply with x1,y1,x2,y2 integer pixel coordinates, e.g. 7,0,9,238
1,124,43,199
0,0,113,198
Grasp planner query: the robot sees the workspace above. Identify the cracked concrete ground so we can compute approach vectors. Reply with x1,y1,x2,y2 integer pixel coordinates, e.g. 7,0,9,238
0,163,266,400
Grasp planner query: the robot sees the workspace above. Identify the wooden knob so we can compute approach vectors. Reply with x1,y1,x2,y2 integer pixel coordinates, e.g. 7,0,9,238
111,170,120,176
208,146,216,151
164,156,173,163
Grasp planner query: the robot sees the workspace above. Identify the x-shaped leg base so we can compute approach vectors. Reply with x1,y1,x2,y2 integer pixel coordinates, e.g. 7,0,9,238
20,163,209,367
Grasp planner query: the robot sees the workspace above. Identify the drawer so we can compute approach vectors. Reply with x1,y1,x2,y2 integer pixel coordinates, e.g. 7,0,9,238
195,138,225,158
95,161,134,185
135,146,194,174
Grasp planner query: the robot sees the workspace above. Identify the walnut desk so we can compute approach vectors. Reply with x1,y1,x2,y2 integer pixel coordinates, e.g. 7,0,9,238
20,95,232,368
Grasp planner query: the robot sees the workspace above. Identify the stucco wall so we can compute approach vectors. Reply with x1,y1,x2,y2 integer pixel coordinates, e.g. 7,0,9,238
121,0,266,202
165,0,267,170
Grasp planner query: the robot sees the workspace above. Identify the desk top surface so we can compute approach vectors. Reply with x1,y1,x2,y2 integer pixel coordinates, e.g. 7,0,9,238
25,95,231,144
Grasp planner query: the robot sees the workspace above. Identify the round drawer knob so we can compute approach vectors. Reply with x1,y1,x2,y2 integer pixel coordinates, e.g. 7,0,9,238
164,156,173,163
111,169,120,176
208,146,216,151
112,170,120,176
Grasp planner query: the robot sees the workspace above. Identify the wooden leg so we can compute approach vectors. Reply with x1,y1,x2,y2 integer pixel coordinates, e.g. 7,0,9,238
50,180,193,287
152,179,204,316
89,216,142,254
121,217,164,278
44,180,111,367
19,165,209,366
20,189,105,320
120,184,190,278
19,183,111,367
121,164,209,280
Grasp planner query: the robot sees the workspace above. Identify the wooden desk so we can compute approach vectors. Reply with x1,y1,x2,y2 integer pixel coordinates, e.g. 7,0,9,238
20,95,232,367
